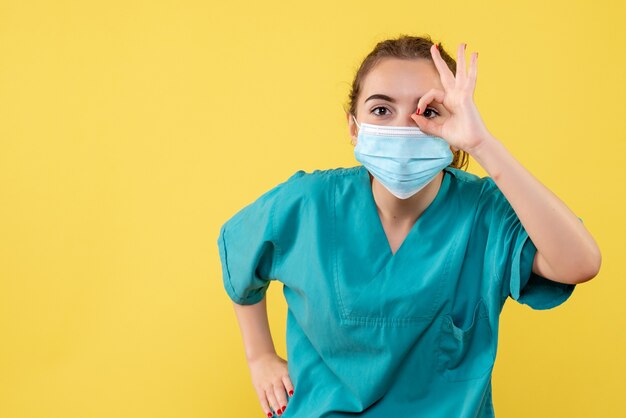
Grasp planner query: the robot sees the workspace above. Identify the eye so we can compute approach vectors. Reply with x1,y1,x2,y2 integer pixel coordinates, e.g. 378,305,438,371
422,107,440,118
371,106,390,116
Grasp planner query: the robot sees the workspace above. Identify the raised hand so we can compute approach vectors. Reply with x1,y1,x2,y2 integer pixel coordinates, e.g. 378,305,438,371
411,42,494,154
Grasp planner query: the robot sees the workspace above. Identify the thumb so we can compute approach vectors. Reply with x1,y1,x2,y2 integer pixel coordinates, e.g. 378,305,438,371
410,113,441,138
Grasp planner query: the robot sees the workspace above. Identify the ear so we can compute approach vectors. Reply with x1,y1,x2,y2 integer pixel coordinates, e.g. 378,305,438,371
346,112,358,145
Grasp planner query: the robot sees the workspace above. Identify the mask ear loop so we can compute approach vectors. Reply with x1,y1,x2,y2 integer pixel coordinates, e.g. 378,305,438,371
351,114,361,146
342,104,360,145
350,113,361,130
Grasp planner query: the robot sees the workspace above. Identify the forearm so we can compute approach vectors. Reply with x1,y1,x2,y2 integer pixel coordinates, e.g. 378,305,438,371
232,296,277,362
469,135,601,283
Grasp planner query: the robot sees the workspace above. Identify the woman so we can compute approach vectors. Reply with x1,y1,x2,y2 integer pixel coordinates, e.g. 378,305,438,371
216,35,601,417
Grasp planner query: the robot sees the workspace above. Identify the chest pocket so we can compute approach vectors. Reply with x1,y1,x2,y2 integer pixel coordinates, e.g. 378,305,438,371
436,298,496,381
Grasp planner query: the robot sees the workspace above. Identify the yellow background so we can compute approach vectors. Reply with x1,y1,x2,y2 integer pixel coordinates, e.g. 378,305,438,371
1,1,624,417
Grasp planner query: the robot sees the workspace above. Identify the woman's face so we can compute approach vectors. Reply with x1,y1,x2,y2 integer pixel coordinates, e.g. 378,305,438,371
348,57,456,151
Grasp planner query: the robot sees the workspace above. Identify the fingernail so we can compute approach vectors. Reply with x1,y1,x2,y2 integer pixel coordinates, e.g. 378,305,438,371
282,406,286,412
288,390,294,396
267,413,272,417
416,108,421,115
435,43,439,50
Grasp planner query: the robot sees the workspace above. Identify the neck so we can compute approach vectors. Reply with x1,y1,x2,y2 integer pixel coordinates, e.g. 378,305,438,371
369,171,444,227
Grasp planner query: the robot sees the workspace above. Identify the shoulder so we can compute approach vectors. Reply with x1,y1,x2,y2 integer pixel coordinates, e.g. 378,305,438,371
283,165,362,183
444,166,496,197
443,167,508,223
280,165,362,195
264,166,362,220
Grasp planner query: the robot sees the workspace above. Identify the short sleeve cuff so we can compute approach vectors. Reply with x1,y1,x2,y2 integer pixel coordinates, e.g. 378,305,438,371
509,229,576,310
217,224,270,306
223,282,268,305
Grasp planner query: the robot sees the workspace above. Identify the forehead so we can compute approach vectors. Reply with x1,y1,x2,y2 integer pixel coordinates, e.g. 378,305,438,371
361,58,441,100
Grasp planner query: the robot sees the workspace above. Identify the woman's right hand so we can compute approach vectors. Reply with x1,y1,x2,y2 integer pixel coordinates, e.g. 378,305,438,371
247,352,295,417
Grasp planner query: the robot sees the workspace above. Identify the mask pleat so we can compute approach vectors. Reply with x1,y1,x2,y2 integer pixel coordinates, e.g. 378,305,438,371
353,122,454,199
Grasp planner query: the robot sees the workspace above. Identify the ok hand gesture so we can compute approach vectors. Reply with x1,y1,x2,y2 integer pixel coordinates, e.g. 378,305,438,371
411,43,495,155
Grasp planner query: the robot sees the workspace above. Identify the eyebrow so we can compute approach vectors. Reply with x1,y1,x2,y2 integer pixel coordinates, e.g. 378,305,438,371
364,94,421,104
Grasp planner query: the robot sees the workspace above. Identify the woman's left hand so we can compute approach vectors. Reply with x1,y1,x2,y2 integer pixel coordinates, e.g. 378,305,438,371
410,43,494,155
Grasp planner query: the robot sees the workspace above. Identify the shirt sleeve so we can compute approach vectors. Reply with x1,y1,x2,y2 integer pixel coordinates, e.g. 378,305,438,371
482,178,578,310
216,170,305,305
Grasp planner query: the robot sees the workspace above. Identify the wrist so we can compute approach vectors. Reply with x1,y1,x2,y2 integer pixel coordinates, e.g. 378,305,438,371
247,350,277,363
466,134,499,158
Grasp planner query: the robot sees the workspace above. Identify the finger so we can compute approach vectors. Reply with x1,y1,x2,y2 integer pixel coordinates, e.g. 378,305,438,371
467,51,478,92
416,88,446,115
265,387,281,416
456,43,467,84
273,381,288,415
255,389,274,417
430,43,455,90
282,375,295,398
410,113,443,139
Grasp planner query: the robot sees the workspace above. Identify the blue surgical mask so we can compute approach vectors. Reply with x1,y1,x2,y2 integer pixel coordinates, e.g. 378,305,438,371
352,114,454,199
